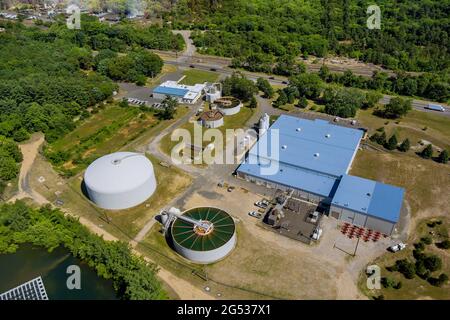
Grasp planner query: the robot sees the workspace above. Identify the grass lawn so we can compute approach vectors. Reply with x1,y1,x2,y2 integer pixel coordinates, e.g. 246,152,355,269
47,105,188,176
350,150,450,217
31,104,192,239
30,152,191,240
357,109,450,151
160,105,256,160
179,69,219,85
358,217,449,299
137,221,339,299
352,107,450,299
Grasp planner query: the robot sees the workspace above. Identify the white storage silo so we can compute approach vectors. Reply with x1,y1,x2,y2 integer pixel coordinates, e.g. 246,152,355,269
84,152,157,210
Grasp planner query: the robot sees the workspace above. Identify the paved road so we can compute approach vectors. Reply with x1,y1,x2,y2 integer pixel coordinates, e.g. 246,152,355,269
164,60,450,117
160,30,450,117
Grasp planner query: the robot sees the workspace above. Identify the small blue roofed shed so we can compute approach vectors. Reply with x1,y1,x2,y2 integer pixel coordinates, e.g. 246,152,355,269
330,175,405,235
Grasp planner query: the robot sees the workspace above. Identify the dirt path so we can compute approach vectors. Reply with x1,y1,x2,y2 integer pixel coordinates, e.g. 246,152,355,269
8,133,46,203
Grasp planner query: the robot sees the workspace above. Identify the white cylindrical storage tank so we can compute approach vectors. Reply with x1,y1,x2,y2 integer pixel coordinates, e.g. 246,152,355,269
171,207,236,264
84,152,157,210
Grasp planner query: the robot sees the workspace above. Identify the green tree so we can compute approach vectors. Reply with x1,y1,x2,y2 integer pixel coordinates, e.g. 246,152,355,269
428,274,449,287
385,134,398,150
249,96,258,108
157,96,178,120
395,259,416,279
119,98,129,108
273,90,288,108
437,150,448,164
424,255,442,272
319,65,331,82
222,72,258,102
12,128,30,142
297,96,308,109
363,91,383,109
436,240,450,250
0,156,18,181
256,78,274,98
289,73,323,99
398,138,410,152
322,87,365,118
420,144,433,159
379,97,412,119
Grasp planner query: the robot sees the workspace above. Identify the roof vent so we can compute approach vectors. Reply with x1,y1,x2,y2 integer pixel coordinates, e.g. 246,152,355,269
325,134,331,138
282,145,288,150
296,128,302,132
366,193,371,197
314,153,320,158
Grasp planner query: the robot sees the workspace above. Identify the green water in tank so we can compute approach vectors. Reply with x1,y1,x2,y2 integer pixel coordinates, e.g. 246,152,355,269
171,207,235,251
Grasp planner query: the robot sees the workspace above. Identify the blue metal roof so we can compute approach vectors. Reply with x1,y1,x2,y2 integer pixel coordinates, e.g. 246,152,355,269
270,115,363,151
153,86,189,97
331,175,404,223
247,115,363,177
238,160,339,197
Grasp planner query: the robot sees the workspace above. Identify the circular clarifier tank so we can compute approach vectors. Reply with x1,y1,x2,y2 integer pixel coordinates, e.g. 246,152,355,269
171,207,236,264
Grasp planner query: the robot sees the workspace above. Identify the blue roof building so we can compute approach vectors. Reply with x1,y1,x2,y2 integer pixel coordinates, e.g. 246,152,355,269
331,175,404,223
237,115,363,200
237,114,404,235
152,81,206,104
330,175,405,235
153,86,189,97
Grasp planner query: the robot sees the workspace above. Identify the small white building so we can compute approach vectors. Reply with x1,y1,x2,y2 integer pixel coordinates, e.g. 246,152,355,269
153,81,206,104
205,83,222,103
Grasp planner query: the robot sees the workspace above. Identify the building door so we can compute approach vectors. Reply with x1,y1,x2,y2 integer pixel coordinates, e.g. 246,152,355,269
331,211,340,219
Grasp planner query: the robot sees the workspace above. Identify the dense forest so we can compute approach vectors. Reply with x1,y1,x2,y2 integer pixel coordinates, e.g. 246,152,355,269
0,16,180,143
0,137,23,195
170,0,450,73
0,201,167,299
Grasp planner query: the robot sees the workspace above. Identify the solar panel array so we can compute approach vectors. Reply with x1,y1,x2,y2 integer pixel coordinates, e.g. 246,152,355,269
0,276,48,300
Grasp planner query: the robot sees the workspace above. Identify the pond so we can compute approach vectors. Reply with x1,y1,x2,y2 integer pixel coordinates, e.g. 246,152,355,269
0,245,117,300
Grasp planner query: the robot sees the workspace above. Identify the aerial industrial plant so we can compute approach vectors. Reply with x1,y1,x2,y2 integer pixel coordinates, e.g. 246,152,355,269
1,0,449,303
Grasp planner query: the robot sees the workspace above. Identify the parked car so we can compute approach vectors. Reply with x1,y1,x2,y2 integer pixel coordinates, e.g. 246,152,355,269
190,65,195,68
227,186,235,192
248,211,262,218
311,228,322,240
210,68,217,72
254,201,268,209
308,211,319,223
389,242,406,252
